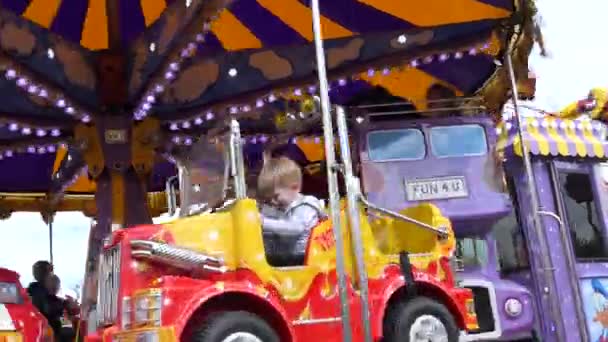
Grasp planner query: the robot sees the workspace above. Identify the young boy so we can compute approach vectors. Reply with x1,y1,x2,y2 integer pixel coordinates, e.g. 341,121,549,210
258,157,327,266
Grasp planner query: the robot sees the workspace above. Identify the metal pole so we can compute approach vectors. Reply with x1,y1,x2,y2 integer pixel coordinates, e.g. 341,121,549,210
310,0,352,340
48,216,54,265
336,106,373,342
505,52,565,341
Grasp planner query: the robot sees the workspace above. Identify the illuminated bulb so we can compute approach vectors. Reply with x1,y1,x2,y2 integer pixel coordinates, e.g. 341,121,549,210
8,123,18,131
146,95,156,103
186,0,192,7
229,106,238,114
5,150,13,157
27,85,38,94
256,99,264,108
294,88,303,96
423,56,433,64
338,79,347,86
38,89,48,98
21,127,32,135
355,116,364,124
27,146,36,153
81,115,91,123
56,99,66,108
5,69,16,79
47,145,56,153
65,107,75,115
439,54,448,61
142,103,152,110
308,85,317,94
228,68,238,77
454,52,463,59
37,147,46,154
268,94,277,102
242,105,251,112
165,71,175,80
259,135,268,143
50,129,60,137
182,121,191,129
47,48,55,59
468,48,477,55
367,69,375,77
195,34,205,42
36,129,46,137
149,43,156,52
397,34,407,44
184,137,193,145
382,68,390,75
194,117,203,125
172,136,181,144
169,123,178,131
154,84,164,93
410,59,419,67
16,78,28,87
206,112,214,120
169,63,179,71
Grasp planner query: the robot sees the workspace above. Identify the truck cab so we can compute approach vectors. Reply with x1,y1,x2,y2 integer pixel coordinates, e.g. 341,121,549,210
86,118,476,342
355,113,535,340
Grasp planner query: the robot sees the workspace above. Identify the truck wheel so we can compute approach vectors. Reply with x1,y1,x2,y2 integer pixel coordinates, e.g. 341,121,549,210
192,311,280,342
384,297,459,342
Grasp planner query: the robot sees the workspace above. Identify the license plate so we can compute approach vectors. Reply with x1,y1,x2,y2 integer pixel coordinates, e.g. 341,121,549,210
405,176,468,201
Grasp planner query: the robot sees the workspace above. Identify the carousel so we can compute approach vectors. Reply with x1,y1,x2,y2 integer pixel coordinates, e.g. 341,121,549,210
0,0,542,341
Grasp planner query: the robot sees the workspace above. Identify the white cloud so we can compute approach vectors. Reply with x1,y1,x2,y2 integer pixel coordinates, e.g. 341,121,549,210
528,0,608,111
0,212,91,291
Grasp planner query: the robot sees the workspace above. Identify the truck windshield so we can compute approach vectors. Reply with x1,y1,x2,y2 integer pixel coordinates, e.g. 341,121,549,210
456,237,488,267
367,129,425,161
175,140,229,214
430,124,487,158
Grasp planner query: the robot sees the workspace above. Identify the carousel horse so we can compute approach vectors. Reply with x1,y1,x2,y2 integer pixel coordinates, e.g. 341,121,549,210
553,87,608,121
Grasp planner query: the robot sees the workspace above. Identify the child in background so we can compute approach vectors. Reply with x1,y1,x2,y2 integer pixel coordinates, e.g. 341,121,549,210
258,157,327,266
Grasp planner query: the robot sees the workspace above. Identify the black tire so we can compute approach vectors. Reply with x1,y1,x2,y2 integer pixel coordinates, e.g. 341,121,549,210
384,297,460,342
191,311,280,342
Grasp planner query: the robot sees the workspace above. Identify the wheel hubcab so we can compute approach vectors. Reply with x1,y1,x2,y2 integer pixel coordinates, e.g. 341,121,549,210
222,332,263,342
408,314,449,342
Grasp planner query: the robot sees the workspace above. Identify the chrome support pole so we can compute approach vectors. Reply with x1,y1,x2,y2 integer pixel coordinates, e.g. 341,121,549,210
505,52,565,341
336,106,373,342
230,120,247,199
311,0,353,340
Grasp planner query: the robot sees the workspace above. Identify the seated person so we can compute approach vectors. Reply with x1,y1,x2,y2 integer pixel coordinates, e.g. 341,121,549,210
27,260,53,315
258,157,327,266
44,274,77,342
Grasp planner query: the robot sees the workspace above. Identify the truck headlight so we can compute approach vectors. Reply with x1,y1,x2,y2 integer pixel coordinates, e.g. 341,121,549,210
134,290,162,327
504,298,523,317
121,296,131,329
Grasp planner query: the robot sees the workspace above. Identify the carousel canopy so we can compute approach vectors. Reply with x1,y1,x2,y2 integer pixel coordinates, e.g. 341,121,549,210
0,0,526,204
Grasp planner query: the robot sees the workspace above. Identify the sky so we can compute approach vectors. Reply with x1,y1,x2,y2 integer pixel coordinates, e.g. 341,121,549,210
0,0,605,293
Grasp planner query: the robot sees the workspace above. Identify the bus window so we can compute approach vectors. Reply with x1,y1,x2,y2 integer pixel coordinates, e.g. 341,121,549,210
367,129,425,161
494,176,530,272
430,124,487,158
559,172,608,260
456,238,489,267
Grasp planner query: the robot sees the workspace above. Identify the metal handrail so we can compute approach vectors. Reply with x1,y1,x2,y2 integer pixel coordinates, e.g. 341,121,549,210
353,97,483,109
366,105,486,117
358,195,449,238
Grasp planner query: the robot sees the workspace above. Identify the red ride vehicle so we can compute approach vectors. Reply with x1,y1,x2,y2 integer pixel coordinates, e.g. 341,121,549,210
0,267,53,342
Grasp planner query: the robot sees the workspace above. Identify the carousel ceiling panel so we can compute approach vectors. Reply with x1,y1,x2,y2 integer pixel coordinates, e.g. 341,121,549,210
127,0,513,102
0,10,100,108
1,0,179,50
150,20,499,119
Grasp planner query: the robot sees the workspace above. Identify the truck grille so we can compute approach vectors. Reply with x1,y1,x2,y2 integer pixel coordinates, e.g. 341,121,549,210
97,245,121,325
467,286,495,333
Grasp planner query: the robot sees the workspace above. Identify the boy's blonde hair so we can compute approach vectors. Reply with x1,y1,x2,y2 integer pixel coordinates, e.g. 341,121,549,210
258,157,302,199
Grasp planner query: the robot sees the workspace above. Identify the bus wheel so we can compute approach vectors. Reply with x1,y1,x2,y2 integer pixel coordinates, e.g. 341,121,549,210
192,311,280,342
384,297,459,342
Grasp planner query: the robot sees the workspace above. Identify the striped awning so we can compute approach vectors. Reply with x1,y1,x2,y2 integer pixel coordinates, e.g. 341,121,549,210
496,117,608,159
